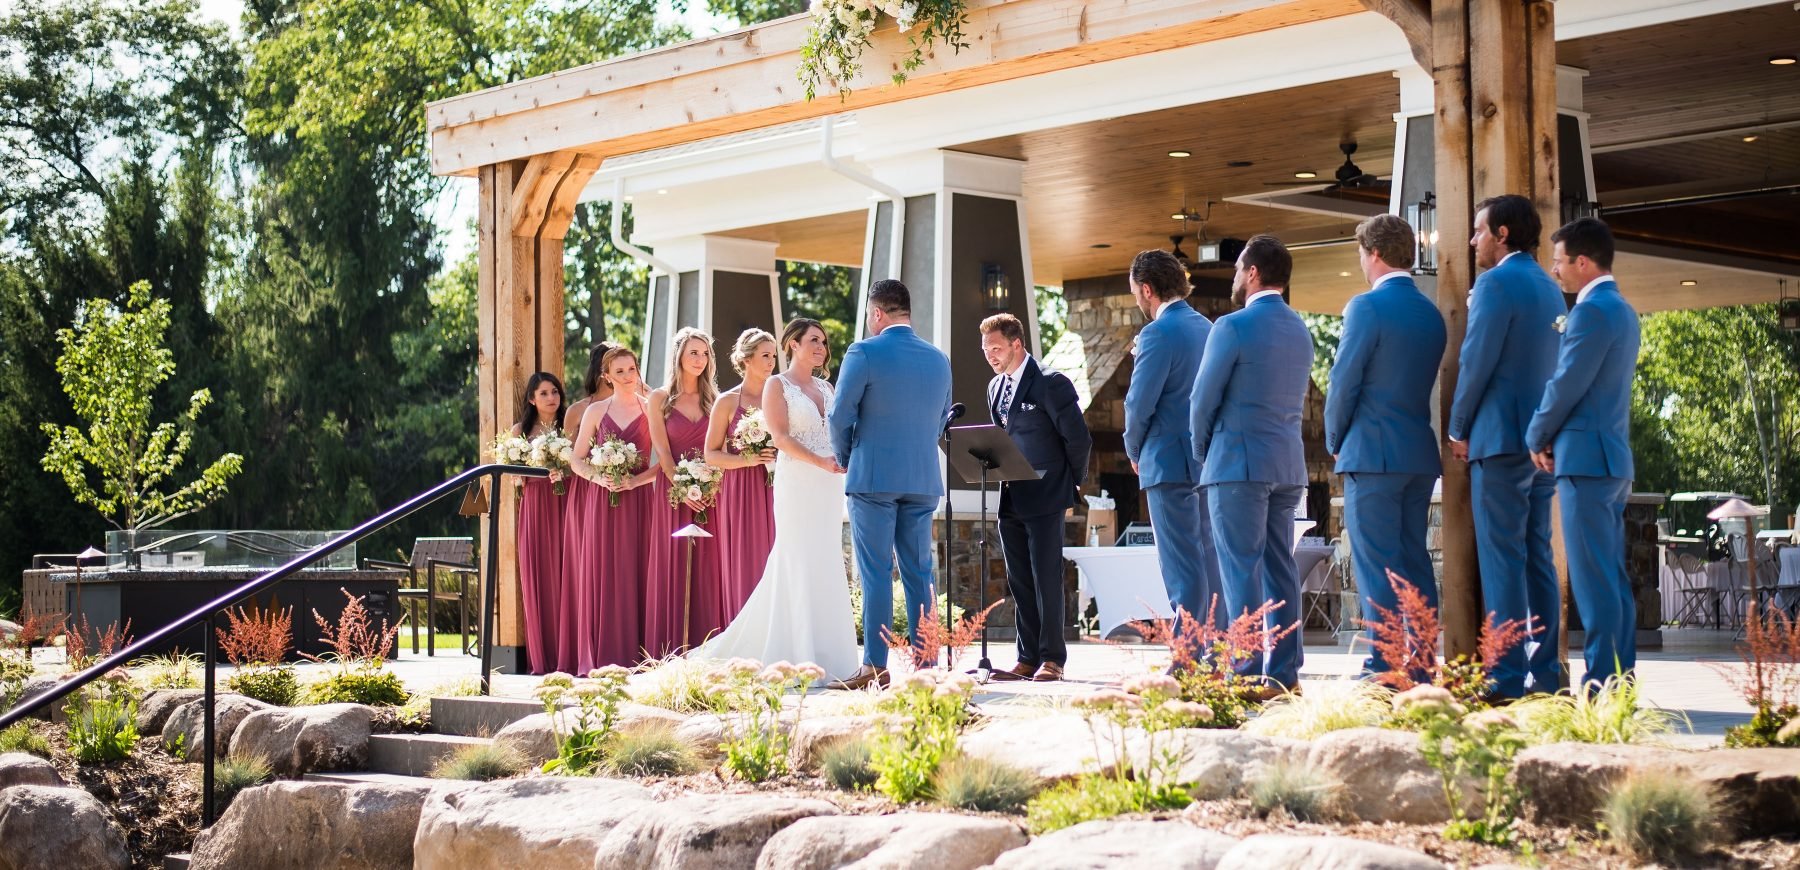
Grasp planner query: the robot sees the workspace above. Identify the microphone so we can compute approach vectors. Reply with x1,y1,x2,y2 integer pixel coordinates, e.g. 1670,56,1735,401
947,403,967,424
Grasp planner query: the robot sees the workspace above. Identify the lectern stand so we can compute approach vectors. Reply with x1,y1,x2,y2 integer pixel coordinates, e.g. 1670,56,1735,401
941,424,1041,678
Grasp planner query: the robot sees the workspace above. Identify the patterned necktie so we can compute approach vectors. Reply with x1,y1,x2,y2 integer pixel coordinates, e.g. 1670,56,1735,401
998,375,1014,427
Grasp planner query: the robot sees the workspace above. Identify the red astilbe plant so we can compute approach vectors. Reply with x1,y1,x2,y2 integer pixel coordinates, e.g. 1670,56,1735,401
216,604,293,667
884,599,1005,670
2,604,66,651
1714,602,1800,746
1367,570,1538,702
1119,596,1299,727
303,589,400,672
63,616,133,670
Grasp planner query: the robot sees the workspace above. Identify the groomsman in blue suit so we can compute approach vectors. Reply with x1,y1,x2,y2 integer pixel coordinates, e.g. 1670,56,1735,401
1191,235,1315,697
1326,214,1447,680
1123,250,1224,641
1529,218,1641,689
1447,194,1567,699
827,279,954,690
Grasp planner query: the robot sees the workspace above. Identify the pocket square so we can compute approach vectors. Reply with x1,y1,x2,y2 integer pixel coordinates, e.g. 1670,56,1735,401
1020,402,1038,411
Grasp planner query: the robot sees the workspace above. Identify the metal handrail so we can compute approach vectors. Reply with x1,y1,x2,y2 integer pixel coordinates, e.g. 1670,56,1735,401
0,463,547,825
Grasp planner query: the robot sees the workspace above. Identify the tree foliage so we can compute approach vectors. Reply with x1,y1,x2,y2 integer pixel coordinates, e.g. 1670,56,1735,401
41,282,244,530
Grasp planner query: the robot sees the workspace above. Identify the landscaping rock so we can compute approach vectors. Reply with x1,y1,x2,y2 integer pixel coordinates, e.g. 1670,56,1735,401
136,689,204,736
1676,747,1800,839
230,703,372,776
1153,729,1309,799
1306,728,1466,824
8,677,62,720
986,819,1238,869
1216,835,1444,870
163,694,270,760
1511,742,1683,828
0,620,19,641
959,715,1121,783
0,753,62,789
413,777,654,870
492,704,691,765
790,715,878,770
594,793,838,869
191,780,453,870
0,784,130,870
674,712,728,757
758,812,1023,870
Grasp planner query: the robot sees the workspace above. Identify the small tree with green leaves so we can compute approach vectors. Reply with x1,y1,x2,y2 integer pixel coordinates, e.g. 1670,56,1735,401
40,281,243,531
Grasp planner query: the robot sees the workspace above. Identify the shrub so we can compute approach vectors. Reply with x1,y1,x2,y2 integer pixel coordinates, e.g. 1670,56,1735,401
870,670,978,802
536,667,631,776
1245,680,1391,740
229,665,301,706
1510,674,1684,745
882,600,1002,672
304,670,408,706
607,724,703,777
1068,673,1214,808
1125,599,1292,729
932,755,1042,813
1365,572,1538,702
819,737,878,791
1393,687,1525,846
0,654,31,711
712,660,826,783
1247,760,1341,822
1601,770,1719,864
63,616,133,671
216,605,293,667
1026,775,1182,834
0,722,51,756
303,590,398,668
131,652,203,690
214,754,273,813
1717,603,1800,746
431,742,527,781
1725,702,1799,747
65,693,140,763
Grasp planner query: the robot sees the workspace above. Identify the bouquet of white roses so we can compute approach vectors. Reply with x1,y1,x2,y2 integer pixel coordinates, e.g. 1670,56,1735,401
530,432,575,495
489,432,534,465
591,434,644,507
668,451,725,524
730,406,777,485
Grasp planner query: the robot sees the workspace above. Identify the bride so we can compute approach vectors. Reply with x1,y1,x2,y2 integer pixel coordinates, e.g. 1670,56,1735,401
691,318,860,678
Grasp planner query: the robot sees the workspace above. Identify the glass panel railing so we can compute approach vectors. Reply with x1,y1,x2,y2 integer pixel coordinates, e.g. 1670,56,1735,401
100,529,356,571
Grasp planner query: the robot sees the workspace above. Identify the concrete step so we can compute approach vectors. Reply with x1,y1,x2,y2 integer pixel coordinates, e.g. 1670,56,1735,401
367,733,490,777
429,695,548,737
304,770,439,786
163,853,191,870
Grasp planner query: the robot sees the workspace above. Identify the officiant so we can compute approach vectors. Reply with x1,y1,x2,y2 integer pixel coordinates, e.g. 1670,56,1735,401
979,313,1092,683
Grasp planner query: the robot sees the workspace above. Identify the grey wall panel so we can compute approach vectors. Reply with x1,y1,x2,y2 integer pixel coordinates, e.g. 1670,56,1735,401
949,193,1029,430
710,269,778,391
644,273,674,385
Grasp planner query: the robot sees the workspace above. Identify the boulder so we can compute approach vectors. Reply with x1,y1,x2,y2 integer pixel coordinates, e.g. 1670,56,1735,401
163,694,271,760
1215,835,1444,870
413,777,654,870
492,704,692,766
136,689,204,736
790,715,878,770
191,780,453,870
1306,728,1468,825
1151,729,1309,800
9,677,62,721
594,793,838,869
985,820,1238,869
0,753,62,789
230,703,372,776
1675,747,1800,839
757,813,1024,870
0,620,20,642
674,713,728,757
958,715,1123,783
0,785,130,870
1514,742,1800,839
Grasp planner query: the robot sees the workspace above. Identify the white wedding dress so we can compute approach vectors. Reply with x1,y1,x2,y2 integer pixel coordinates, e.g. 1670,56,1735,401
691,375,861,679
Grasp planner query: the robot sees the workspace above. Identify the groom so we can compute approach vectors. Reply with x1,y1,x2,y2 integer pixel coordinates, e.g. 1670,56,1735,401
827,278,954,690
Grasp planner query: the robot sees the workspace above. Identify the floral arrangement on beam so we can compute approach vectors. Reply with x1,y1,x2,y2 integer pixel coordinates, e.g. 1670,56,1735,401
798,0,972,101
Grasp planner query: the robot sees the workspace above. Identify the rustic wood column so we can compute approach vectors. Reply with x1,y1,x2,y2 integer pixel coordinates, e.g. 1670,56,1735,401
477,152,599,663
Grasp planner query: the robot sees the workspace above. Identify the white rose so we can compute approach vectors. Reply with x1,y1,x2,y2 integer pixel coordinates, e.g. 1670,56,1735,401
686,485,703,501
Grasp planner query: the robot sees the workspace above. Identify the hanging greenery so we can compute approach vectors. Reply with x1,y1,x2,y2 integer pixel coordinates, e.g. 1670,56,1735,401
798,0,971,100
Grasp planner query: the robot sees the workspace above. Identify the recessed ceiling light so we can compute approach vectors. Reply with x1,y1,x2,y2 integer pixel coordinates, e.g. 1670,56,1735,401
1771,55,1797,66
1743,135,1760,142
1338,271,1351,278
1171,213,1186,220
1168,150,1192,158
1227,160,1254,168
656,188,669,195
622,195,634,202
1294,170,1318,180
1680,279,1698,286
1090,243,1112,249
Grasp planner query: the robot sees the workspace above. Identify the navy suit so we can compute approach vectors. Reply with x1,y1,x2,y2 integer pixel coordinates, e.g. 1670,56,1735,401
990,356,1092,667
1526,279,1640,688
1447,251,1567,697
1123,299,1224,633
1325,273,1447,678
829,324,953,667
1190,293,1315,688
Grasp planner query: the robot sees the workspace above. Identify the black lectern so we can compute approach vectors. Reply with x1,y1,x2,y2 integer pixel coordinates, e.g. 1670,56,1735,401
941,424,1041,677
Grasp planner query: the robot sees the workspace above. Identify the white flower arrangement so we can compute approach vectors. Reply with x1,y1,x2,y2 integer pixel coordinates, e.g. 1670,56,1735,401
488,433,534,466
729,406,777,485
798,0,970,101
591,434,644,507
528,432,575,494
668,450,724,524
1552,314,1568,334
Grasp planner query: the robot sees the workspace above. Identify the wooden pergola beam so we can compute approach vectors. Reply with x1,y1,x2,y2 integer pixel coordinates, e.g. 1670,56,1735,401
428,0,1367,177
1357,0,1432,71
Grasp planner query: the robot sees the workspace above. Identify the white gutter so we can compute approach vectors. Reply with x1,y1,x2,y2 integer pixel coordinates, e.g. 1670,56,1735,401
612,178,679,365
822,117,904,283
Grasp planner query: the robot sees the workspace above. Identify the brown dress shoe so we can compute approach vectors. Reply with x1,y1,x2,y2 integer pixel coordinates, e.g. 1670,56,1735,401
1242,682,1299,704
825,665,890,691
1032,662,1064,682
989,662,1039,682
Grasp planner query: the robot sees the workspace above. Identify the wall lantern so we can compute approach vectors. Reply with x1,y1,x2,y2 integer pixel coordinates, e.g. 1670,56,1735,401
1407,192,1438,276
1779,280,1800,333
982,263,1010,311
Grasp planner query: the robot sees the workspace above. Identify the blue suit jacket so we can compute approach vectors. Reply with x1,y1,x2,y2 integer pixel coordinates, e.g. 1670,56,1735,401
1190,294,1315,486
1526,281,1640,479
1447,252,1566,460
829,324,953,495
1124,299,1211,487
1325,275,1447,475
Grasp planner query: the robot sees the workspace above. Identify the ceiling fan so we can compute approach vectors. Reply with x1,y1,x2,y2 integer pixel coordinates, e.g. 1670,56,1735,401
1264,140,1381,190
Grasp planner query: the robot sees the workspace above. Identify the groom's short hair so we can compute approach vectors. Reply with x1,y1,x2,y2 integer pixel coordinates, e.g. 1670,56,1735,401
868,279,911,314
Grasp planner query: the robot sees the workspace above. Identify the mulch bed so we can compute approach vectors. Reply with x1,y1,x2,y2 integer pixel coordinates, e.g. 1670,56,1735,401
24,721,201,870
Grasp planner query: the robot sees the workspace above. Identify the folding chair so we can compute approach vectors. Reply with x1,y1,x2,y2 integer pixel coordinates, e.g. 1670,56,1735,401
364,537,478,656
1672,552,1719,629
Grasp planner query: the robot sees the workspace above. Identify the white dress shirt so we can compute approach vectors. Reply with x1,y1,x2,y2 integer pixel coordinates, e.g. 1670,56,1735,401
1247,288,1285,305
997,354,1031,423
1575,274,1611,305
1369,270,1410,291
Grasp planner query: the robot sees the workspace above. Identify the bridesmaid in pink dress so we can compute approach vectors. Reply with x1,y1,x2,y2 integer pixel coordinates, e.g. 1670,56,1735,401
512,372,568,675
704,329,779,625
643,328,726,658
567,345,660,670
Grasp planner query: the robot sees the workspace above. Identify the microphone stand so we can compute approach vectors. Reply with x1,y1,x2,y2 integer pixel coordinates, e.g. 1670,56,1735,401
939,404,963,669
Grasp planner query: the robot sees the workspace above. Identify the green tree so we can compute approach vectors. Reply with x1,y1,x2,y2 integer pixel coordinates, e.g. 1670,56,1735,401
1302,312,1343,392
41,282,244,530
706,0,807,25
779,260,860,368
